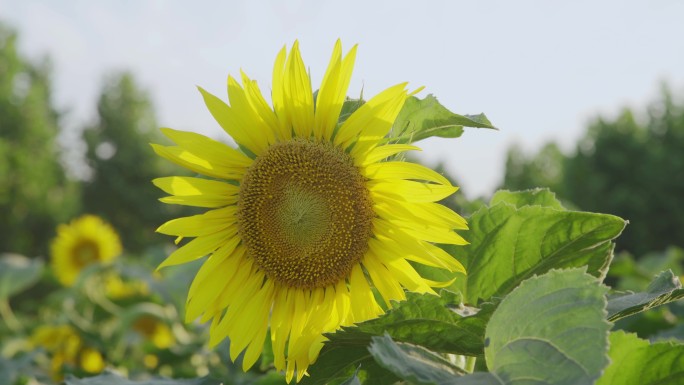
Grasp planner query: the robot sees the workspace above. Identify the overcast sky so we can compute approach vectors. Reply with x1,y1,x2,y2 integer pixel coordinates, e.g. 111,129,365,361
3,0,684,198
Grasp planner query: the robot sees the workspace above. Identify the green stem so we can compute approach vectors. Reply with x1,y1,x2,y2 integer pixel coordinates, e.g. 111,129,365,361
0,297,22,332
465,356,477,373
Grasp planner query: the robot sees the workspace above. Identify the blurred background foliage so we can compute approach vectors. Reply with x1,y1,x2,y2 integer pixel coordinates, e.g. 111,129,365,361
2,19,684,384
501,86,684,256
1,22,188,257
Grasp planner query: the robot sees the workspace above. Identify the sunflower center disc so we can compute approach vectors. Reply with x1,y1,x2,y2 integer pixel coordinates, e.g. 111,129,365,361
238,139,374,289
73,240,99,267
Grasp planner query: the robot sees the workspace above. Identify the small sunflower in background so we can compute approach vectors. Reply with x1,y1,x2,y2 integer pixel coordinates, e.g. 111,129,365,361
50,215,122,286
30,324,105,380
153,40,468,382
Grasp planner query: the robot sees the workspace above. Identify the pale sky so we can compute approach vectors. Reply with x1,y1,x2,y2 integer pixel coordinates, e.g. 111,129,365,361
3,0,684,198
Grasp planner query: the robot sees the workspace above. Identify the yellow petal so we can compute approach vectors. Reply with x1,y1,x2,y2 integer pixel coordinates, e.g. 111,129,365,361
197,86,266,155
369,179,458,203
384,257,435,294
228,280,274,368
153,176,239,196
240,70,283,140
209,269,265,347
160,127,252,168
369,239,434,294
151,144,243,180
159,194,237,208
185,238,241,322
350,90,408,158
372,220,467,272
334,280,351,326
287,289,309,358
156,207,237,237
374,196,467,230
335,82,407,147
315,40,358,141
271,287,293,371
202,249,252,322
157,228,235,269
375,217,467,245
362,256,405,307
284,41,315,138
349,264,383,321
227,75,275,149
359,144,421,166
363,161,451,185
272,45,291,140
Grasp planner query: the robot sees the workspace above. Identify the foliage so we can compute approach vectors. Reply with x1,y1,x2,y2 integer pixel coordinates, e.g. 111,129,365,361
82,72,187,252
502,86,684,255
608,248,684,340
0,22,79,256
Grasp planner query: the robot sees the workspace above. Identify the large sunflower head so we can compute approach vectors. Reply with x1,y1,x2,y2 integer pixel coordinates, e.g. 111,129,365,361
50,214,122,286
153,40,468,382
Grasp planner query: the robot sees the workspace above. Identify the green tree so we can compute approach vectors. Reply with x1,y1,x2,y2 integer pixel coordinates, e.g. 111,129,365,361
0,23,78,256
82,72,182,252
501,86,684,256
502,142,564,194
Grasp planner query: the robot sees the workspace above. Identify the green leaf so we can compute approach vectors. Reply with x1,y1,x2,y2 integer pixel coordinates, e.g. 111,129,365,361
448,201,626,304
0,253,44,299
0,353,37,385
389,95,496,144
338,368,363,385
484,269,611,384
596,331,684,385
607,270,684,321
490,188,564,209
64,371,222,385
338,97,365,126
368,334,466,385
370,269,611,385
302,344,395,385
303,291,493,385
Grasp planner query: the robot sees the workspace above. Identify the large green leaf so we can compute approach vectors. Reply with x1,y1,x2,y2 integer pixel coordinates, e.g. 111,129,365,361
303,291,493,385
447,196,625,304
0,253,44,299
366,269,611,385
389,95,496,144
483,269,611,384
607,270,684,321
64,371,222,385
368,334,466,385
596,331,684,385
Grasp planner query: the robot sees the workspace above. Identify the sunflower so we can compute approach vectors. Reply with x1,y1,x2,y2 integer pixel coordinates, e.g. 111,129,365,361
153,40,468,382
50,215,122,286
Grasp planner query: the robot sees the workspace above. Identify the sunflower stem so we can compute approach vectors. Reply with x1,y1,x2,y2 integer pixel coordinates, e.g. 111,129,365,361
0,297,22,332
465,356,477,373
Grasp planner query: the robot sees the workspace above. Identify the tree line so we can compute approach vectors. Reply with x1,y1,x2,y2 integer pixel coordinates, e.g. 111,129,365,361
0,23,188,257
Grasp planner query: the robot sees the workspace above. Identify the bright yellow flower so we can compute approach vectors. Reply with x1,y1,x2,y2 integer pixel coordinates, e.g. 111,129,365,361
31,324,105,380
50,215,122,286
153,40,468,382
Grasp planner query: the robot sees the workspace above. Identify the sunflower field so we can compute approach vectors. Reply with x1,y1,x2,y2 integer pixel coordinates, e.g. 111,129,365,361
3,24,684,385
